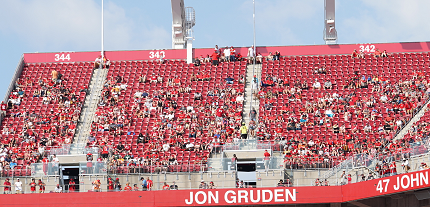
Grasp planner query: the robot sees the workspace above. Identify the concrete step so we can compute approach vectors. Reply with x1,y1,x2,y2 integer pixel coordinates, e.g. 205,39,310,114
393,100,430,141
242,64,261,127
72,68,109,148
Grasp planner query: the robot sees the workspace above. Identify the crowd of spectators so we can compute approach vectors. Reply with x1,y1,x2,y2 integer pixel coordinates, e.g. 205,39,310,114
88,59,247,173
0,65,86,175
195,45,281,66
351,49,388,59
402,104,430,146
255,51,430,169
2,49,429,182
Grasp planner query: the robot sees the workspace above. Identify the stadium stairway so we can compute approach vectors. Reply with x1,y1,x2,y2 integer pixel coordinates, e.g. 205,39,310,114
207,159,223,171
319,97,430,184
208,63,263,172
242,64,261,135
321,151,430,186
393,99,430,141
71,67,109,154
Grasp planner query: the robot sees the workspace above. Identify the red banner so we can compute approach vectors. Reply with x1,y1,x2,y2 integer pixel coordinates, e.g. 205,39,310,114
343,170,430,201
23,49,187,63
154,186,341,206
0,186,341,207
2,169,430,206
23,41,430,63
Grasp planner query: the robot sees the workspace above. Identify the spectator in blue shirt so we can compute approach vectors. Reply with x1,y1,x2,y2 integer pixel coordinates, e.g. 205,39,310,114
141,177,147,191
10,160,17,169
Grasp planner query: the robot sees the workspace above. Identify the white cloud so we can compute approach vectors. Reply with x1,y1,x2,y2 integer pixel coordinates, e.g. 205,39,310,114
339,0,430,43
0,0,170,52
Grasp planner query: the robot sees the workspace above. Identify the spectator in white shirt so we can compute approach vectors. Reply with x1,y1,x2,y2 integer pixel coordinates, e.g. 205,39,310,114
214,45,220,54
134,91,143,99
256,53,263,63
186,106,194,112
55,184,63,193
186,142,194,150
247,45,255,64
396,120,403,128
363,124,372,133
313,79,321,89
52,154,60,173
236,94,244,103
52,154,60,164
324,109,334,117
120,83,128,90
42,97,49,104
94,56,102,68
223,46,231,62
15,178,22,194
401,159,410,173
166,113,175,120
162,143,170,152
380,95,388,103
64,137,71,144
324,80,332,89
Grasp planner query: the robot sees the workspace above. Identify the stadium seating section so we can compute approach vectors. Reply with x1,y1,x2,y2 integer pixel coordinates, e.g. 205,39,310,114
258,52,430,166
91,60,246,172
1,50,430,175
0,62,93,176
401,109,430,154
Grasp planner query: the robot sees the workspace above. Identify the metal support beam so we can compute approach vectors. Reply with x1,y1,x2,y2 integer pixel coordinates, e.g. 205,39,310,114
323,0,337,44
348,201,371,207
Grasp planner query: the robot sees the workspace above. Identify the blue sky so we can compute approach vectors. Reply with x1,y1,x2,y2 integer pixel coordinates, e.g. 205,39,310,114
0,0,429,99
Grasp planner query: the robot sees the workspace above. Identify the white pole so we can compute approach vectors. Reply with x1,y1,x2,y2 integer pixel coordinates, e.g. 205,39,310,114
253,0,256,58
101,0,104,67
250,0,256,122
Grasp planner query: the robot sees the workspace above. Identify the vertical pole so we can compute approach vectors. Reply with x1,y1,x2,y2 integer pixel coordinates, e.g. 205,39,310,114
253,0,256,60
101,0,104,66
249,0,256,130
186,39,193,64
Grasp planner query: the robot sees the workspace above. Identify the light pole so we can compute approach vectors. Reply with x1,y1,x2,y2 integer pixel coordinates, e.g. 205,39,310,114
249,0,257,127
101,0,104,67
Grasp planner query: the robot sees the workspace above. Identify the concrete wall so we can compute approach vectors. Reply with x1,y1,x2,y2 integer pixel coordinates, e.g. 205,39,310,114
74,172,237,192
0,176,61,193
0,168,332,193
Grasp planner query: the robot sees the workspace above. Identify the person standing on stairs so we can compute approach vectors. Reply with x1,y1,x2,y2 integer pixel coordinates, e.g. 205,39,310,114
223,46,230,62
86,152,93,174
240,122,248,139
252,76,259,94
249,108,257,138
94,56,102,69
231,154,238,170
263,150,271,171
247,45,255,64
102,54,111,69
250,107,257,122
249,120,256,138
230,46,236,62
